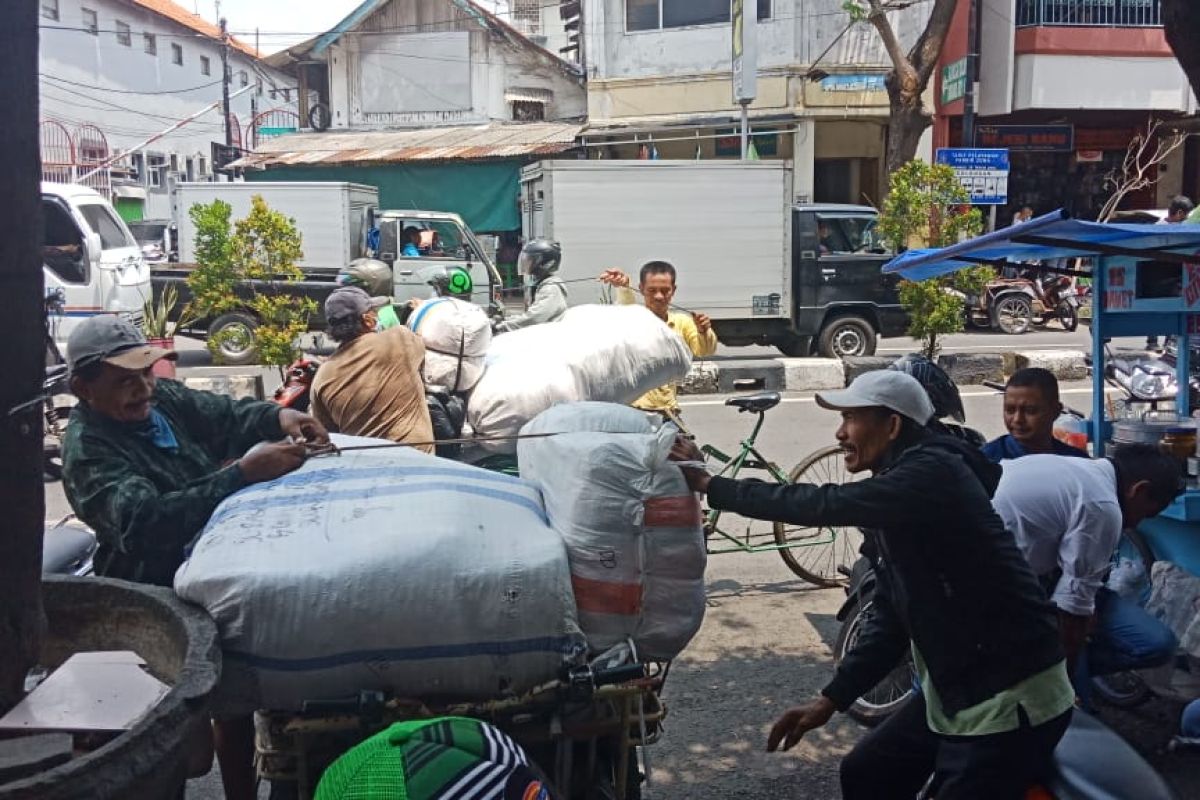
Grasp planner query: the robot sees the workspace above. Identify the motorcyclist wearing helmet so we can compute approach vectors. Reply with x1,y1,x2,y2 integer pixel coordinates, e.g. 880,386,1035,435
336,258,407,329
887,354,985,447
494,239,568,332
428,267,474,301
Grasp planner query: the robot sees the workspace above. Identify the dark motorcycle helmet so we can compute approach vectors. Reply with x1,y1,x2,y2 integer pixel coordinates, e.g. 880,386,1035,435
337,258,393,297
428,267,474,300
888,353,967,423
518,239,562,281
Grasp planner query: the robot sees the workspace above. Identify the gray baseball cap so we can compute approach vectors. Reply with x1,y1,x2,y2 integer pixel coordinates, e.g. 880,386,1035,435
66,315,176,374
815,370,935,425
325,286,389,323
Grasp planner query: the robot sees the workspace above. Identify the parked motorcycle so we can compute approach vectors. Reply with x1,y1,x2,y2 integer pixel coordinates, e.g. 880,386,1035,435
42,515,96,576
42,289,75,481
962,273,1078,335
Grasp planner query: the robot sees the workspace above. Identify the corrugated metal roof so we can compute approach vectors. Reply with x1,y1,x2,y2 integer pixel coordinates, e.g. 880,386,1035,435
129,0,260,58
229,122,583,168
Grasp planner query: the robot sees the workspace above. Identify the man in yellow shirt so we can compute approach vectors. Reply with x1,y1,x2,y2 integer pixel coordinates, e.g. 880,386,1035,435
599,261,718,415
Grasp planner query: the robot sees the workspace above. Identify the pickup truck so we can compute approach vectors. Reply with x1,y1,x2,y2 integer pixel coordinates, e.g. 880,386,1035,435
521,160,906,357
154,208,504,365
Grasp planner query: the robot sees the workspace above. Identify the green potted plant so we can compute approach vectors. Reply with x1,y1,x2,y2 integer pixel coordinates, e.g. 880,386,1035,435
142,284,196,379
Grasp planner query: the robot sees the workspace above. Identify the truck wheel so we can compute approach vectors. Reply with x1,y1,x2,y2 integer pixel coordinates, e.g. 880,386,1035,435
208,311,259,366
773,334,812,357
817,316,876,358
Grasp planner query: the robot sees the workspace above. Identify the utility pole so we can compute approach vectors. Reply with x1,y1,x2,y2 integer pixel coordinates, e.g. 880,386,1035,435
220,16,232,148
0,0,45,711
962,0,981,147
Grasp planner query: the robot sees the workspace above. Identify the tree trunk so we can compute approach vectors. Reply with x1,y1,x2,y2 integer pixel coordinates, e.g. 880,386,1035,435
1163,0,1200,104
884,86,933,178
0,0,45,712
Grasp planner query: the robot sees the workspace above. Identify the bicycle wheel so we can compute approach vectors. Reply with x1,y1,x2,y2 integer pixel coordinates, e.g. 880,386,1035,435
773,445,865,587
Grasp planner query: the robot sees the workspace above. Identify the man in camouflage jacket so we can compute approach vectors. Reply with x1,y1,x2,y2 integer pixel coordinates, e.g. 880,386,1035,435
62,315,328,587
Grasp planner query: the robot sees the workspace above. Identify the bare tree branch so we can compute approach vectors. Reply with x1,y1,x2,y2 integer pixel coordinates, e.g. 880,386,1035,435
1098,119,1187,221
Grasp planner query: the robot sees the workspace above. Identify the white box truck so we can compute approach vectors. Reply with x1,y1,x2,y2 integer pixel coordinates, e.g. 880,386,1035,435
521,161,905,357
172,181,379,273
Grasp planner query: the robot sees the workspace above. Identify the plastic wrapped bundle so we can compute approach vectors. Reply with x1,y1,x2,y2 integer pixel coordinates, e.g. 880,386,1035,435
519,402,706,660
175,435,585,712
468,304,692,453
407,297,492,392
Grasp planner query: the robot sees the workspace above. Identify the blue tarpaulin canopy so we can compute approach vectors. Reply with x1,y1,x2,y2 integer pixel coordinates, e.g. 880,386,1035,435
882,210,1200,282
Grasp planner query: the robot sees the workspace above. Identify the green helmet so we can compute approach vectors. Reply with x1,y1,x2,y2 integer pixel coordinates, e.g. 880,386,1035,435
337,258,393,297
429,267,474,299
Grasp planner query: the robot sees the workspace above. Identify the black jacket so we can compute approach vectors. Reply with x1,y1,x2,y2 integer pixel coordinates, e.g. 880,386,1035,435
707,433,1063,717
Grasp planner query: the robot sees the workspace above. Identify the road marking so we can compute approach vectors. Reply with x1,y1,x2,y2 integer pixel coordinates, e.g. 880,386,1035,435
678,386,1108,408
877,344,1084,353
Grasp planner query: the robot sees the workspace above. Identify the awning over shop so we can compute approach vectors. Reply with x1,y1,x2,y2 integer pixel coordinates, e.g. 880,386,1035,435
583,111,798,137
504,87,554,104
883,210,1200,282
244,160,525,232
228,121,583,170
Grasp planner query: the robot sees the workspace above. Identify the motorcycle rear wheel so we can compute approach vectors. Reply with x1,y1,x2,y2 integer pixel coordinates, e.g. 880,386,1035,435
1056,300,1079,333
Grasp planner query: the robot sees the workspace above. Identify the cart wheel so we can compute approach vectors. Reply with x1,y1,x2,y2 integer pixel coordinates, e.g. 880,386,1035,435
1092,671,1152,708
836,596,917,726
1056,300,1079,332
991,294,1032,335
774,446,865,587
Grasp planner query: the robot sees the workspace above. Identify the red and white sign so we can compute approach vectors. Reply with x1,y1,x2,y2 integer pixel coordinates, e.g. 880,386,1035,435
1076,150,1104,163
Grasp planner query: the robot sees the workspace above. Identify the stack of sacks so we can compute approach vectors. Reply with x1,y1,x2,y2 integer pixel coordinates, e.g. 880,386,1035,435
175,435,585,712
407,297,491,393
519,402,707,660
468,304,692,453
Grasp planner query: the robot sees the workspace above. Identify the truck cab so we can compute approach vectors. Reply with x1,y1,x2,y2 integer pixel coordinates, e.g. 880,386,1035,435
788,204,906,358
42,182,152,347
373,210,503,307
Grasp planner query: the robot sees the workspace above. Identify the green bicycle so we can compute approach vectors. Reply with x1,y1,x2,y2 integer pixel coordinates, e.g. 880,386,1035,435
698,391,864,588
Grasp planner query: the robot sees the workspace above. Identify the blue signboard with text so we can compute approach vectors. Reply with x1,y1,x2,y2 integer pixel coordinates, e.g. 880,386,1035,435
935,148,1010,206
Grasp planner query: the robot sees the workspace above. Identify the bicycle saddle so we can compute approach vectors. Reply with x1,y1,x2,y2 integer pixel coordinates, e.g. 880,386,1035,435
725,392,781,413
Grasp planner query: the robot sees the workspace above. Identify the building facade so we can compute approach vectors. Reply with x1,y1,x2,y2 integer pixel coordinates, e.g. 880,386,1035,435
578,0,935,206
933,0,1197,222
246,0,586,246
39,0,297,220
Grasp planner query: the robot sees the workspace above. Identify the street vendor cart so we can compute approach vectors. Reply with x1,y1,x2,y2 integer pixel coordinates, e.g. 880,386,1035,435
882,209,1200,561
883,210,1200,707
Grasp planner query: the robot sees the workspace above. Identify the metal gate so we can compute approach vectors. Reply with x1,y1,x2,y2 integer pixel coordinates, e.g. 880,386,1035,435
39,118,112,198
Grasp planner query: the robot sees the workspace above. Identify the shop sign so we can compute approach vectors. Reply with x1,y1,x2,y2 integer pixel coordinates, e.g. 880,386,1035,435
975,125,1074,152
1185,256,1200,308
935,148,1009,205
1105,264,1133,310
941,57,968,105
820,74,887,93
715,130,778,157
1076,150,1104,163
732,0,758,103
805,73,888,107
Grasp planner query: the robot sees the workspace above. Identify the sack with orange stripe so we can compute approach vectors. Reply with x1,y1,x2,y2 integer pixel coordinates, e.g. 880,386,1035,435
518,402,706,660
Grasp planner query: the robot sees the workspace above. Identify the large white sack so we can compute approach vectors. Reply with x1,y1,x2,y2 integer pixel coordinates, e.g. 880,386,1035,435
407,297,491,392
469,305,692,453
519,402,706,660
1146,561,1200,658
175,436,586,712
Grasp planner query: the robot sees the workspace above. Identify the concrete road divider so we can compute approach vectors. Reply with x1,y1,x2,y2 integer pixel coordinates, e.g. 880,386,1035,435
679,349,1090,394
936,353,1006,386
183,375,265,401
777,358,845,391
716,359,785,394
1005,350,1089,381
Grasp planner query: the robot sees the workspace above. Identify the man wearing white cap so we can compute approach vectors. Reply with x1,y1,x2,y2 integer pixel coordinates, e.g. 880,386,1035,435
672,370,1073,799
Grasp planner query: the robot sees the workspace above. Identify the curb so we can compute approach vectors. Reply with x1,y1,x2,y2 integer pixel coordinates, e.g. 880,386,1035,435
679,348,1090,394
183,375,265,401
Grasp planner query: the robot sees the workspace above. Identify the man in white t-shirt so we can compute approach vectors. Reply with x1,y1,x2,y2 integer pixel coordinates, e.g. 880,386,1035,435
991,446,1181,702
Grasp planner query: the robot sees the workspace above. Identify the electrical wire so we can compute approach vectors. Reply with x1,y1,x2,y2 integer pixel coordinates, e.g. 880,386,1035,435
40,73,224,95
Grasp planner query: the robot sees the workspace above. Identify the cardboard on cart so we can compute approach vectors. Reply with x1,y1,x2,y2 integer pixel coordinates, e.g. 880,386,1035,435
0,651,169,735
